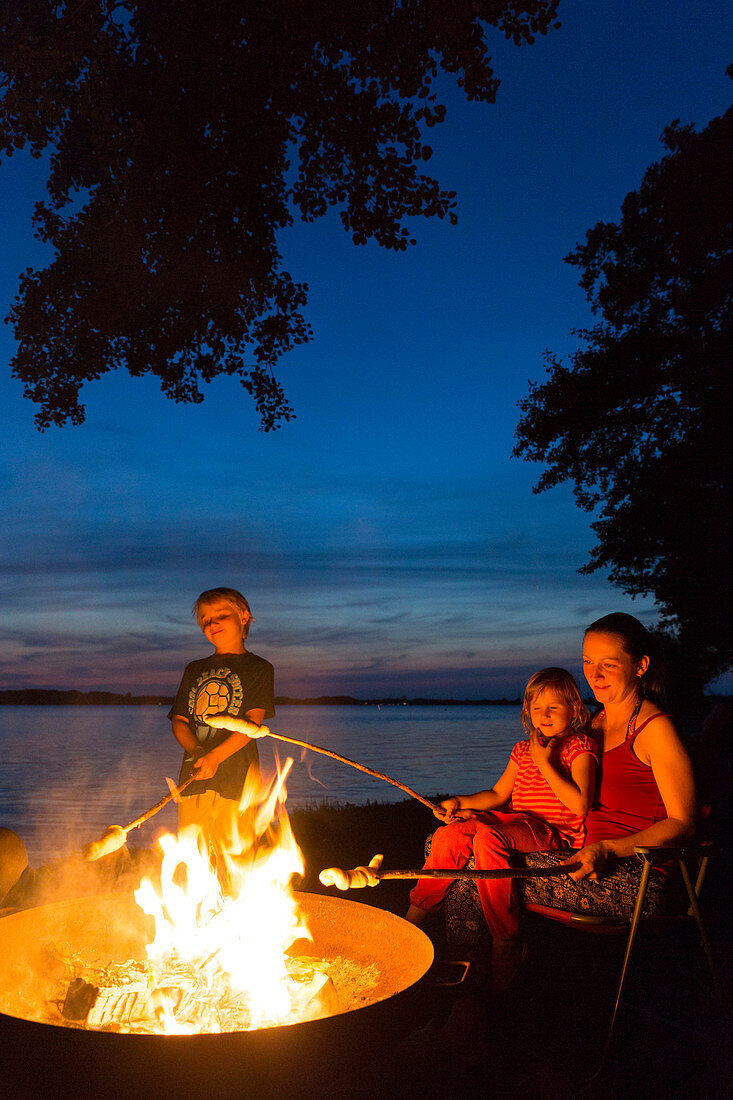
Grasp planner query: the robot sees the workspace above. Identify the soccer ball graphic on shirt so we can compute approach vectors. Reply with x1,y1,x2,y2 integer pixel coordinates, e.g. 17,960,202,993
195,678,231,727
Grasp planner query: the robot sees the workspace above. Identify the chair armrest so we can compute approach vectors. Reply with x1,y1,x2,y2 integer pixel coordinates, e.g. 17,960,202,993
634,841,712,867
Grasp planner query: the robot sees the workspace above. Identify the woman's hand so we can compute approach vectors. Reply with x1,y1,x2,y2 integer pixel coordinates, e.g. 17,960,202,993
565,841,611,881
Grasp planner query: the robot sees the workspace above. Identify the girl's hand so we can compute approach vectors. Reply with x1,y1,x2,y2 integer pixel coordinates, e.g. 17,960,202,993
529,729,553,766
437,797,461,823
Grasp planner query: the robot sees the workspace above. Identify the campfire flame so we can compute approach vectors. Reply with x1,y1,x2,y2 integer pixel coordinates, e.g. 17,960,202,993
132,757,325,1034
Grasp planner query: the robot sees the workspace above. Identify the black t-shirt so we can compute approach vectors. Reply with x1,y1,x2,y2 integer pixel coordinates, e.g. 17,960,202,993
169,650,275,800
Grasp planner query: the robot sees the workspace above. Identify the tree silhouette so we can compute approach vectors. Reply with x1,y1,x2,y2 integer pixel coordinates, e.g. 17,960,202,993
1,0,560,430
514,89,732,691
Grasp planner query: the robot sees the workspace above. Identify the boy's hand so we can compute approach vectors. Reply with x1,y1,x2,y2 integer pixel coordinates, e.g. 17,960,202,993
206,714,270,739
529,729,553,766
192,751,220,780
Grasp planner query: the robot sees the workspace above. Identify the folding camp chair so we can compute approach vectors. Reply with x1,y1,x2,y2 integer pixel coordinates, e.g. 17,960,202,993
425,831,727,1076
523,839,726,1074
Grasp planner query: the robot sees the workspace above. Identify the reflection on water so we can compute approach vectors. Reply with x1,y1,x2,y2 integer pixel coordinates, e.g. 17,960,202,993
0,704,522,863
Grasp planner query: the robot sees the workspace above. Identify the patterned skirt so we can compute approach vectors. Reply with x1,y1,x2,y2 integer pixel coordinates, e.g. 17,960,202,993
423,832,680,954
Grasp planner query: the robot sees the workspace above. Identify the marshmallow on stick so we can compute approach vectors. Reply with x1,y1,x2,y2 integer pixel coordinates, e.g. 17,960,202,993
206,715,270,739
320,855,384,890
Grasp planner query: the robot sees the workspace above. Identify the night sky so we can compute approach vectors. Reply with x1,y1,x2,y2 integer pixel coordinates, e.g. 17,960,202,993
1,1,730,699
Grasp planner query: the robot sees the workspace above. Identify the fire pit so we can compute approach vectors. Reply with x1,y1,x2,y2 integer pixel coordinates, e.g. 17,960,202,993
1,754,435,1094
0,889,433,1096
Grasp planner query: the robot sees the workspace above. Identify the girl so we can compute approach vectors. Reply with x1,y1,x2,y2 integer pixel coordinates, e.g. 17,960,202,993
406,667,597,987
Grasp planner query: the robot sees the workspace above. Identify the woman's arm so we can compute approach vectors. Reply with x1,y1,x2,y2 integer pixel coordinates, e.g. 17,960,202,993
570,718,695,880
529,732,596,816
439,759,518,822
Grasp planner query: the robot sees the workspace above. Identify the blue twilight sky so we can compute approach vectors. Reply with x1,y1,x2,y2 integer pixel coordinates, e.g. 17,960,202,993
0,0,730,699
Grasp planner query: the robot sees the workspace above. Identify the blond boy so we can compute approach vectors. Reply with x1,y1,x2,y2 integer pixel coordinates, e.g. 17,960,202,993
168,587,275,847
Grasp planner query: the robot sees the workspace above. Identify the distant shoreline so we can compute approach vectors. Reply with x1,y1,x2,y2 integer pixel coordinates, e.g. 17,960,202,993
2,689,726,710
0,688,522,707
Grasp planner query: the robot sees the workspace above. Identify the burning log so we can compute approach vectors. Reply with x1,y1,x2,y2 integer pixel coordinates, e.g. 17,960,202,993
87,984,147,1029
58,955,346,1032
62,977,100,1021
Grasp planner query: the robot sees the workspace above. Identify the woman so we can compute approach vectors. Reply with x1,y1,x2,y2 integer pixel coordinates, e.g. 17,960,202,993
571,613,695,876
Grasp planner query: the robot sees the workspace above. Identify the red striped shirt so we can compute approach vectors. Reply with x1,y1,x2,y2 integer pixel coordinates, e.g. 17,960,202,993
510,732,597,848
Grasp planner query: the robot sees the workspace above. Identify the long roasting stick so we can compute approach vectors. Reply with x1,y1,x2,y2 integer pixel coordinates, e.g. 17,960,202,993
370,865,582,880
319,855,582,890
207,716,441,812
82,775,196,861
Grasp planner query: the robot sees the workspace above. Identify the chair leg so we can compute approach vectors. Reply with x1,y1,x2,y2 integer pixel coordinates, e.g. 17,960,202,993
693,852,709,899
677,857,728,1012
594,859,652,1076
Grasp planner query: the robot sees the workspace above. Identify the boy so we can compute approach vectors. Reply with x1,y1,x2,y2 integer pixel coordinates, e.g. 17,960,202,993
168,587,275,849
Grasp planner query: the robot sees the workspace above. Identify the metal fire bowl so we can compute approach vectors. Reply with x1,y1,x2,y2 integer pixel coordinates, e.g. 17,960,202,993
0,891,434,1097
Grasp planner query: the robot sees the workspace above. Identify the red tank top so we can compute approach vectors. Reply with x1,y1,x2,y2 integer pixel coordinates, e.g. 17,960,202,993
585,713,668,845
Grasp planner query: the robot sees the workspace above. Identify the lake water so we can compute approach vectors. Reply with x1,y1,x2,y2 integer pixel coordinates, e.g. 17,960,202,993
0,704,522,863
